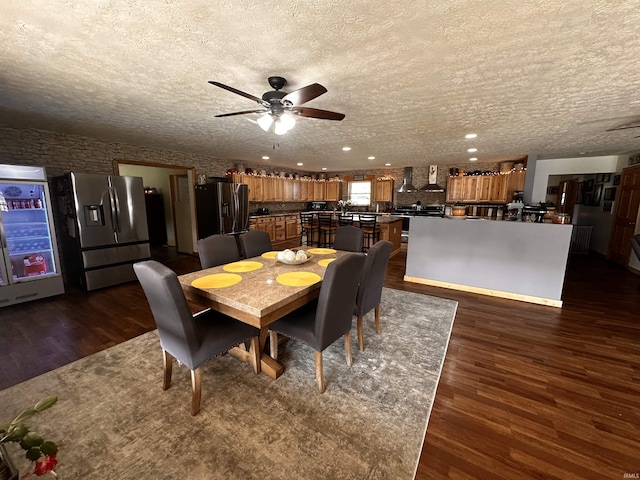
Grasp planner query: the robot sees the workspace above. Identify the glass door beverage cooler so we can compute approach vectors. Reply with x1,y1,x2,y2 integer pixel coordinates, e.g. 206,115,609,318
0,164,64,307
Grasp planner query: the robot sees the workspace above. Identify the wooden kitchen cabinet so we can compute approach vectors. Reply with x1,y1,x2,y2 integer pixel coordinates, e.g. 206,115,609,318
285,215,299,240
446,176,464,203
253,216,275,242
313,181,325,201
324,181,341,201
378,218,403,256
284,179,295,201
447,172,519,203
274,215,286,242
375,179,394,202
505,170,525,202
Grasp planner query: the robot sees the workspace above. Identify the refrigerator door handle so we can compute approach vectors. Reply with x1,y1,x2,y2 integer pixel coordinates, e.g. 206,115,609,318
232,189,239,233
108,186,120,242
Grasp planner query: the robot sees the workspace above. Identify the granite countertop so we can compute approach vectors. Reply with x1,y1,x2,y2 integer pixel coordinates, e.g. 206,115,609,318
249,211,401,224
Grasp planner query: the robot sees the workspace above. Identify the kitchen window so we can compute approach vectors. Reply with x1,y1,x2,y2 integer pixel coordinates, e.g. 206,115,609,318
348,180,372,206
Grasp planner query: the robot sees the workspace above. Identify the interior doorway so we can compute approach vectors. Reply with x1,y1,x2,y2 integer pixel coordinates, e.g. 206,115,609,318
114,160,197,255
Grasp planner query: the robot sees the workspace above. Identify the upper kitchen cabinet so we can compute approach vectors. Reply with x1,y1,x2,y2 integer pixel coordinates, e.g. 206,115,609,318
375,178,394,202
313,181,325,201
446,175,479,202
324,181,341,201
446,171,524,203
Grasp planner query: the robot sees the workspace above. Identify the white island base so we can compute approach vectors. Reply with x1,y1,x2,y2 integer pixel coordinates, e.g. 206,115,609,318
404,217,573,308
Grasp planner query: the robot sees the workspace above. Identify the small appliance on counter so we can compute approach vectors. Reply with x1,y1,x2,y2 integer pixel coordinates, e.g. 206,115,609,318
256,207,270,215
308,201,328,211
505,201,524,221
522,203,547,223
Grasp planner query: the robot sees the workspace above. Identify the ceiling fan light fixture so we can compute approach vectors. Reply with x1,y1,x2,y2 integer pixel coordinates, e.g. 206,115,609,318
257,113,273,132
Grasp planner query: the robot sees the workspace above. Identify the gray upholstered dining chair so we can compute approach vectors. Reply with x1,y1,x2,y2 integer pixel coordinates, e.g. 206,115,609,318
354,240,393,351
239,230,272,258
133,260,260,415
332,225,364,252
631,234,640,260
268,252,366,393
197,234,240,268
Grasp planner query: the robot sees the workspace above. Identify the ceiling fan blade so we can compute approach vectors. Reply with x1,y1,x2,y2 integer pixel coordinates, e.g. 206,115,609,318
209,81,269,107
281,83,327,106
215,109,269,118
292,107,345,121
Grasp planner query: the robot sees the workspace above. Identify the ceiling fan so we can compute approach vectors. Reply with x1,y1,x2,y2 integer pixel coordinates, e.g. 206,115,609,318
209,76,345,134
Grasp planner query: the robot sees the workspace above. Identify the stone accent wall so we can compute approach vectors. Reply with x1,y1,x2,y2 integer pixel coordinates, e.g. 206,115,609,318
0,125,233,179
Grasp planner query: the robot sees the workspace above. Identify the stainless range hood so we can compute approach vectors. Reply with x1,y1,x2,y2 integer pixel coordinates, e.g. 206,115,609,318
419,165,445,192
397,167,418,192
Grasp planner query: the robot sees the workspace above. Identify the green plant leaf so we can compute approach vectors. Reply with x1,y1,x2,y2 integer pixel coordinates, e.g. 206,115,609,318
12,408,36,425
0,423,9,434
20,432,44,449
5,425,29,442
34,396,58,413
40,441,58,456
25,446,42,462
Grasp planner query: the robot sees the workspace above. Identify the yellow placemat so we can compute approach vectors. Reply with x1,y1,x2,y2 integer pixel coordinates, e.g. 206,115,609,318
276,272,322,287
261,251,279,259
307,248,337,255
318,258,336,267
191,273,242,289
223,261,264,273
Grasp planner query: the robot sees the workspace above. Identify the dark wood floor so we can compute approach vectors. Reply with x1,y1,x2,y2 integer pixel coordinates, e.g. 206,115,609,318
1,244,639,479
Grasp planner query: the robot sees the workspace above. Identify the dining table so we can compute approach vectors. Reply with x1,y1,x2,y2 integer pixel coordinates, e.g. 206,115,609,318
178,247,349,379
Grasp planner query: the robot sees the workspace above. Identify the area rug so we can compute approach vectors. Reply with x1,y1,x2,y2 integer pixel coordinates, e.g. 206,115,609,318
0,288,457,480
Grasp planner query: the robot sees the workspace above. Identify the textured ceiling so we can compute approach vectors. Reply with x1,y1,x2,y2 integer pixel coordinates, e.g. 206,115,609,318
1,0,640,172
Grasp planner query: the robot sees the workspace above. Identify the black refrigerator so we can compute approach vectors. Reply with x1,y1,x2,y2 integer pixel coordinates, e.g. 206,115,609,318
53,172,151,291
195,182,249,239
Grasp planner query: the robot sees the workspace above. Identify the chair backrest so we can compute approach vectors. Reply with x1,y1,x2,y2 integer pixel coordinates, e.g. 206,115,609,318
314,252,366,350
239,230,272,258
338,214,353,226
333,225,364,252
358,214,377,231
632,234,640,259
317,213,334,229
133,260,200,370
355,240,393,316
300,212,316,228
197,234,240,268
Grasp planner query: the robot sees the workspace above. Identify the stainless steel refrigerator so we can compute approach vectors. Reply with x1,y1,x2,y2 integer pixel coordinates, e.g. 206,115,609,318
195,182,249,239
0,164,65,307
53,172,150,291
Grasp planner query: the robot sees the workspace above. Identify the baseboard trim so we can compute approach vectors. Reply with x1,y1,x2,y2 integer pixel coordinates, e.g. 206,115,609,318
403,275,563,308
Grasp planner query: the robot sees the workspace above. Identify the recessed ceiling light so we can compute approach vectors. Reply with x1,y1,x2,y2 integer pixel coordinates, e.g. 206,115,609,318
469,157,478,162
465,133,477,139
262,156,269,160
297,162,303,166
368,156,375,160
467,148,477,153
321,167,327,170
342,147,351,151
384,163,391,166
579,152,587,155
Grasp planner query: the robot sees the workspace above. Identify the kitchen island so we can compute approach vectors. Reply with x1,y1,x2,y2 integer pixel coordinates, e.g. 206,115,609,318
404,217,573,307
249,212,403,255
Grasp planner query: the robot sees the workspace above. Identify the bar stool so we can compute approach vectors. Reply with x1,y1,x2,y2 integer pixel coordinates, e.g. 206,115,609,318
300,212,316,246
358,214,380,252
338,214,354,226
317,213,337,247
